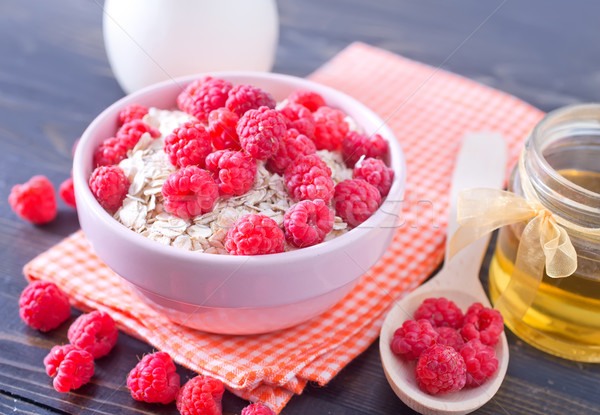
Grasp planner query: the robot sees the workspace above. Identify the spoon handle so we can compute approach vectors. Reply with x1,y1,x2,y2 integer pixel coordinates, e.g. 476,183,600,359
437,132,507,291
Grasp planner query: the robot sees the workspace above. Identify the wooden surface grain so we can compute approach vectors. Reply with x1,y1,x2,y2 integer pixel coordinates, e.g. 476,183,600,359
1,1,600,414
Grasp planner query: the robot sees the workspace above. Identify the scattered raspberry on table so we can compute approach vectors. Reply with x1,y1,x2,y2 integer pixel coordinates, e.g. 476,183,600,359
176,375,225,415
43,344,94,393
241,402,276,415
59,177,76,208
19,280,70,331
127,351,180,404
67,310,118,359
9,175,57,225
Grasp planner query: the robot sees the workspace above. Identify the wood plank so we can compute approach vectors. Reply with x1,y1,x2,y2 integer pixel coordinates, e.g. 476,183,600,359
0,391,66,415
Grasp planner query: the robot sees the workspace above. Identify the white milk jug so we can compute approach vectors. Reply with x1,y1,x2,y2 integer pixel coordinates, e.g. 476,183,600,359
103,0,279,94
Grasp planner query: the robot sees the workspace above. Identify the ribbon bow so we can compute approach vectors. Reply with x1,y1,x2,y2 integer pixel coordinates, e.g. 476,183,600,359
448,188,578,319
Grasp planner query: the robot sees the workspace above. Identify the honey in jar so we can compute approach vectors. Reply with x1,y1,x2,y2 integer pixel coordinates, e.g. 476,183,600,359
488,103,600,362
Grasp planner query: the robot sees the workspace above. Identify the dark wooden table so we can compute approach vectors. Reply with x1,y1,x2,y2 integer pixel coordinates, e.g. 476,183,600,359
1,1,599,414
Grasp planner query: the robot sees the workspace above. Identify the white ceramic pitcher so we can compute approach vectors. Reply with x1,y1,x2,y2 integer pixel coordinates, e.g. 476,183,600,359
103,0,279,94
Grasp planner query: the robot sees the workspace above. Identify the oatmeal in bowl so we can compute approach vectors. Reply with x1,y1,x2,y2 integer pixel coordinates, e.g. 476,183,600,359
109,109,352,255
73,72,405,334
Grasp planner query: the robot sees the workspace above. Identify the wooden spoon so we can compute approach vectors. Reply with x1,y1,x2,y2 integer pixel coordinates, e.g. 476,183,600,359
379,132,509,415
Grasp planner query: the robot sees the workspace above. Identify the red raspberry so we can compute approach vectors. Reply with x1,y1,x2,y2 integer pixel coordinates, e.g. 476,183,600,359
286,89,326,112
176,375,225,415
162,166,219,220
43,345,94,393
284,154,334,203
225,84,276,117
241,403,276,415
279,103,316,139
342,131,389,167
116,119,160,148
416,344,467,395
205,150,257,196
390,319,439,360
414,297,464,330
333,179,381,227
237,106,286,160
460,339,499,387
59,177,76,208
177,77,233,123
284,200,334,248
67,310,118,359
266,129,317,175
127,351,180,404
225,214,285,255
19,281,70,332
460,303,504,346
164,121,212,168
177,76,211,114
436,327,465,351
207,108,241,151
353,157,394,197
119,104,149,125
312,106,349,150
89,165,130,213
9,175,57,225
93,136,129,167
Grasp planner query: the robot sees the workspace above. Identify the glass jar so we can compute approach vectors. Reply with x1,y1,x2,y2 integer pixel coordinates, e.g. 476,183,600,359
488,103,600,362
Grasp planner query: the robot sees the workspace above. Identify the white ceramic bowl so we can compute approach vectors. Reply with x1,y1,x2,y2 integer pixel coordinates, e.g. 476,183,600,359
73,72,406,334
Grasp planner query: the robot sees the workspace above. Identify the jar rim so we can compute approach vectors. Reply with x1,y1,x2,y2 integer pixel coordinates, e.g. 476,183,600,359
525,103,600,227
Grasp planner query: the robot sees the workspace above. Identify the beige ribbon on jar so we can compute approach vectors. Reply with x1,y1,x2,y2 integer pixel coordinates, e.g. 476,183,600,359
448,152,582,320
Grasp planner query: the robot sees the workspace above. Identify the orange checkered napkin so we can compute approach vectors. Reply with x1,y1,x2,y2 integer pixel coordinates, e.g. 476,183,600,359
24,42,544,413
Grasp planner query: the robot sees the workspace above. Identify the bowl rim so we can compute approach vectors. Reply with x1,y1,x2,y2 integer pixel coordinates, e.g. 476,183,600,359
73,71,406,266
